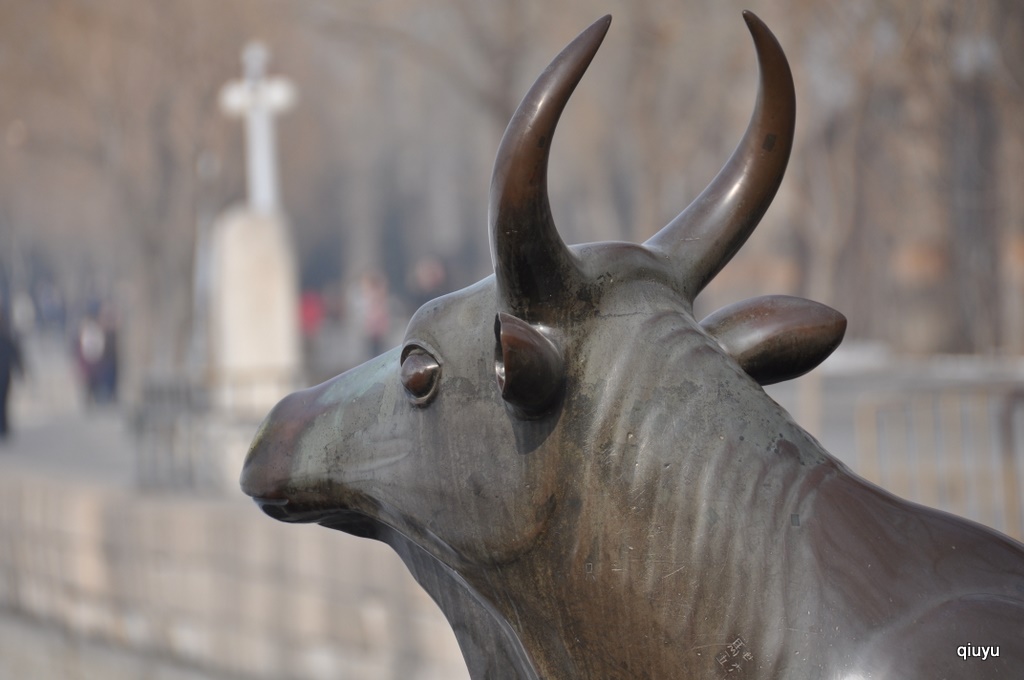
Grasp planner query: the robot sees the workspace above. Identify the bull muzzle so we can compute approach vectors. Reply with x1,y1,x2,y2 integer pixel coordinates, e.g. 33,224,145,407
240,348,402,529
240,384,321,518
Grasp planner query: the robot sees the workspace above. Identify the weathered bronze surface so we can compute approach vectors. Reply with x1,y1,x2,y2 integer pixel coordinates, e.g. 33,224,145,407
241,12,1024,678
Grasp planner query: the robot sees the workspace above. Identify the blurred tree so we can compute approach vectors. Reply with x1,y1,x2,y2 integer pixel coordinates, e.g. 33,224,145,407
0,0,1021,402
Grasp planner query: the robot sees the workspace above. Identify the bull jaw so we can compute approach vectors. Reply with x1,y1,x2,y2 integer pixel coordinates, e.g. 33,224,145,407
250,496,324,523
250,494,382,539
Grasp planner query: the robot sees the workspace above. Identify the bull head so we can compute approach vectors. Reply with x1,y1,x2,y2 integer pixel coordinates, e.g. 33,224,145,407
241,12,853,678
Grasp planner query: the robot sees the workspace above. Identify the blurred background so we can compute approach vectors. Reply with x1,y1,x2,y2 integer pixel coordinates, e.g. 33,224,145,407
0,0,1022,678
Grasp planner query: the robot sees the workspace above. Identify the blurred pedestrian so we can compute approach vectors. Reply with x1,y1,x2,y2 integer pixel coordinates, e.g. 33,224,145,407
407,256,448,310
360,272,391,359
74,312,104,401
0,308,23,440
74,302,118,404
95,303,118,402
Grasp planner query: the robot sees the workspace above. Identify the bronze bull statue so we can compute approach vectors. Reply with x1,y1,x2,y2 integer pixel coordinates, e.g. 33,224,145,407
241,12,1024,678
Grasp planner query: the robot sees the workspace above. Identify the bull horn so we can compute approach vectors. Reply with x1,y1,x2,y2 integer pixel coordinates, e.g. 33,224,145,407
489,16,611,320
644,11,795,302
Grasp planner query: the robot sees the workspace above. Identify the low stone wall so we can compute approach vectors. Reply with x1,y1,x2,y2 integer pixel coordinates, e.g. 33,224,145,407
0,610,225,680
0,471,468,680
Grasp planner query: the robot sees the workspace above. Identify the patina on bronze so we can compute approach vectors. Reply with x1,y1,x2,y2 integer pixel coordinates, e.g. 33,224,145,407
241,12,1024,678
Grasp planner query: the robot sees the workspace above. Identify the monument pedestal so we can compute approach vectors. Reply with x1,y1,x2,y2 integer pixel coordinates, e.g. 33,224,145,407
208,206,300,417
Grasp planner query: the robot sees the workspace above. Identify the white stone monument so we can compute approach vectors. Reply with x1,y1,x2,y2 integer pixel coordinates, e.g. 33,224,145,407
208,42,300,416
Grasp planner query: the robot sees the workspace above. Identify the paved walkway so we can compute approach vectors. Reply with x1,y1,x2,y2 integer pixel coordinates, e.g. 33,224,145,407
1,408,138,488
1,332,137,488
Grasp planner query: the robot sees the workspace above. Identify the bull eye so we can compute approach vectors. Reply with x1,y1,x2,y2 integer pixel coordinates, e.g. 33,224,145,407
400,345,441,404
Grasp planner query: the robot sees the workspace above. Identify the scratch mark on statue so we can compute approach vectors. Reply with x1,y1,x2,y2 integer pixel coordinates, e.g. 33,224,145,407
662,564,687,579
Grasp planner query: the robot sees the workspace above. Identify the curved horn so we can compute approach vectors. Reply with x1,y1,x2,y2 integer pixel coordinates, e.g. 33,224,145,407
489,16,611,319
644,11,795,302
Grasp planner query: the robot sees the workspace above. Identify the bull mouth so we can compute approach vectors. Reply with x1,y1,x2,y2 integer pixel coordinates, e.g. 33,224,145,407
252,497,381,538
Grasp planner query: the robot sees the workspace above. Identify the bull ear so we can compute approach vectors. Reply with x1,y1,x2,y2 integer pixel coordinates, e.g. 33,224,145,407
494,312,565,418
701,295,846,386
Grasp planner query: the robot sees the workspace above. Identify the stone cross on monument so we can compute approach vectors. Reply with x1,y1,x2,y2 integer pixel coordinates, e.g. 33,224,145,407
219,42,296,215
206,40,301,434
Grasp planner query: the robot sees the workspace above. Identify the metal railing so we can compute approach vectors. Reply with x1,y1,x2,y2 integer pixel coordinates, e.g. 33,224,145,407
132,370,298,492
856,384,1024,540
